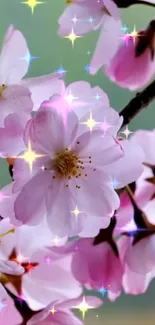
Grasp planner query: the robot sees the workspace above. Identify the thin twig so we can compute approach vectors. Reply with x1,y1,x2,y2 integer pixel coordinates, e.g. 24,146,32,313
114,0,155,8
119,79,155,128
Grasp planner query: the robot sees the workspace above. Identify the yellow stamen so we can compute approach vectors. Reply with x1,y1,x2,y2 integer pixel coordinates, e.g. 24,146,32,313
66,0,72,4
0,228,15,238
0,84,7,97
52,150,78,177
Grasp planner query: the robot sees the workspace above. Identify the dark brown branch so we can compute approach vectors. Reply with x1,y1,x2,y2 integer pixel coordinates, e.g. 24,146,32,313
93,216,119,256
4,286,41,325
113,0,155,8
119,79,155,128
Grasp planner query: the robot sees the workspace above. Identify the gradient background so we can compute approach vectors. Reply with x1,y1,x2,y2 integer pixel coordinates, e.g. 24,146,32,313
0,0,155,324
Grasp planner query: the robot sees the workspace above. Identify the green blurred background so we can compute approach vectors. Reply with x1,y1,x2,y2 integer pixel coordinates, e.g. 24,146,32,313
0,0,155,324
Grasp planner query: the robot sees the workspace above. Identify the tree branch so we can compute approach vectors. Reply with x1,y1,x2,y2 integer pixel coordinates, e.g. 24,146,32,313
119,79,155,128
114,0,155,8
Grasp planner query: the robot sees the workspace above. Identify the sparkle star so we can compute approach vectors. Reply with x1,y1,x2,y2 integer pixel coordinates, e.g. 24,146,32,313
52,236,60,246
88,16,94,24
21,52,39,66
73,296,94,320
98,286,108,297
71,206,82,218
112,177,121,189
21,0,44,14
120,126,133,139
121,33,131,46
129,26,139,44
101,117,113,135
55,65,67,76
121,25,128,33
50,306,57,315
74,245,79,251
95,94,101,100
64,90,78,106
64,28,82,47
81,112,100,133
17,140,46,173
44,256,52,265
71,15,80,25
24,261,37,273
0,301,7,313
16,253,26,264
84,64,90,73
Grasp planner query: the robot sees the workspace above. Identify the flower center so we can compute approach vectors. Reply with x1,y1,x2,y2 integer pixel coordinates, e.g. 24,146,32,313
53,150,78,177
0,84,7,97
46,145,96,189
65,0,73,4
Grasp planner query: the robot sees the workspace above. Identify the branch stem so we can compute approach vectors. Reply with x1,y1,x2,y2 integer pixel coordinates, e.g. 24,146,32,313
119,79,155,128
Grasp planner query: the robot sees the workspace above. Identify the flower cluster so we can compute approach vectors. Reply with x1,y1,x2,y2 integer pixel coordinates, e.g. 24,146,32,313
1,0,155,323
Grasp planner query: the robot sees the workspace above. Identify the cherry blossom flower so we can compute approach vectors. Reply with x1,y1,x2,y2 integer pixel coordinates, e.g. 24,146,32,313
114,130,155,274
114,130,155,235
0,25,65,158
27,296,102,325
71,238,124,294
45,221,124,295
0,85,33,128
59,0,123,74
0,79,145,237
118,237,155,295
0,218,82,311
0,113,28,158
119,192,155,275
12,106,123,236
42,80,123,137
0,24,64,116
105,20,155,90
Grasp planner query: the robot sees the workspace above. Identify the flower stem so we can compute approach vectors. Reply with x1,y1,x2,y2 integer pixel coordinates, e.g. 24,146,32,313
119,79,155,128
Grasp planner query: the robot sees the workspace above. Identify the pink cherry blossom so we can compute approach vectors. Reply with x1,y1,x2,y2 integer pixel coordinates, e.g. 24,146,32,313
46,237,123,295
71,238,124,293
114,130,155,235
105,21,155,90
0,25,64,114
0,85,33,128
59,1,123,74
0,218,82,311
119,197,155,274
0,87,145,238
0,25,65,157
42,80,123,137
12,105,124,237
27,296,102,325
104,138,145,189
118,236,155,295
0,113,28,158
113,130,155,275
41,83,144,188
20,73,65,112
